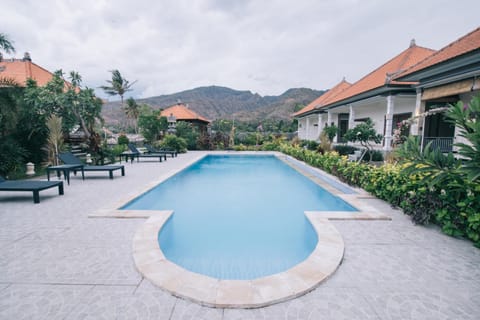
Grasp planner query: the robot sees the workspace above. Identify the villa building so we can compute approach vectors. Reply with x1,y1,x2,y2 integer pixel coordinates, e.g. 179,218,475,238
294,41,435,150
0,52,58,86
295,27,480,153
394,27,480,152
293,79,351,140
160,102,210,134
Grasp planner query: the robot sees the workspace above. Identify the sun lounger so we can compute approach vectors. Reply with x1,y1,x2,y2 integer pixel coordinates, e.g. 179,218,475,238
46,164,84,185
58,152,125,179
127,144,167,162
144,144,177,158
0,175,64,203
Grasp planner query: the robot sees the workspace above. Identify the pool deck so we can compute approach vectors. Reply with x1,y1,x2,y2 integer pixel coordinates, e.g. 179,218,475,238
1,151,479,318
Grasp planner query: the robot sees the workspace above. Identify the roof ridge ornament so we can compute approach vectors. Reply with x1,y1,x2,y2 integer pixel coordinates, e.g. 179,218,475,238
22,52,31,61
410,39,416,48
385,69,406,83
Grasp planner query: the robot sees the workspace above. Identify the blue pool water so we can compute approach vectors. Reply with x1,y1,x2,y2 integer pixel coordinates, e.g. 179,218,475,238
122,155,356,279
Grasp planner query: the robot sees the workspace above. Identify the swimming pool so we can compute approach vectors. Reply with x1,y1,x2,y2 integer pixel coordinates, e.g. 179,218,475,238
123,155,356,279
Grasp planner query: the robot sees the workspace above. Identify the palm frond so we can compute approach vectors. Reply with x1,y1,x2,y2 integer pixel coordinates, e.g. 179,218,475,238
0,33,15,54
0,77,19,87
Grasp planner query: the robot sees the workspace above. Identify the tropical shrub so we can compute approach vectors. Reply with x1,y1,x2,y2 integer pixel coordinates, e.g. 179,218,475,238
318,132,332,154
159,134,187,153
261,141,281,151
117,134,129,145
44,115,64,166
270,96,480,246
333,145,358,155
210,131,230,150
362,150,384,162
400,184,442,225
445,95,480,181
300,140,319,151
279,139,480,247
322,124,338,142
0,137,29,178
233,144,248,151
393,95,480,244
138,106,168,143
101,143,127,164
175,122,199,150
436,182,479,240
344,118,383,162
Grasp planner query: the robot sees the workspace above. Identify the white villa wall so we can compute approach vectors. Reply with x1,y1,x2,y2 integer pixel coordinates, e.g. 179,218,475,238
350,96,416,134
333,95,416,149
298,95,417,146
325,114,338,127
323,112,340,143
305,115,319,140
297,118,307,140
297,114,326,141
350,102,384,133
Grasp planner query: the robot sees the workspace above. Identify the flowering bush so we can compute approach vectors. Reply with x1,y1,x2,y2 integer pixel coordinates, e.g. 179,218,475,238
392,121,410,147
344,118,383,161
279,141,480,247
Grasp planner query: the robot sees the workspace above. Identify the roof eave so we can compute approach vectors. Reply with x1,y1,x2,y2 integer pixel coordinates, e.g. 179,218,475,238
397,49,480,82
323,85,416,110
293,108,327,119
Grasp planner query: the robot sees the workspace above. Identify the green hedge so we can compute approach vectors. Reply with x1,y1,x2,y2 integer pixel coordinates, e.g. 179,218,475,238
279,143,480,247
333,145,357,155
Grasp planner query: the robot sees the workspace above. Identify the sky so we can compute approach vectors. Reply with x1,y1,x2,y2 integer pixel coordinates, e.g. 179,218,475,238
2,0,479,101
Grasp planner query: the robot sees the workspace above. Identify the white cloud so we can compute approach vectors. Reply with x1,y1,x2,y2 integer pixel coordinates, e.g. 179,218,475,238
2,0,479,100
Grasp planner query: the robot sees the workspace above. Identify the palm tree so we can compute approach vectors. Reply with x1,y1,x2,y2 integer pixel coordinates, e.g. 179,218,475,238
0,33,15,54
124,97,140,133
69,71,82,88
0,33,19,138
99,70,136,106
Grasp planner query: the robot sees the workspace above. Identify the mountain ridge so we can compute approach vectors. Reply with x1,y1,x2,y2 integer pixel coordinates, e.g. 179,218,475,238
102,85,324,125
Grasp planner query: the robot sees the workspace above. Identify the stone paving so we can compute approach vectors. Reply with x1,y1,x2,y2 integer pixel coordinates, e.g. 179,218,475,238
1,151,479,319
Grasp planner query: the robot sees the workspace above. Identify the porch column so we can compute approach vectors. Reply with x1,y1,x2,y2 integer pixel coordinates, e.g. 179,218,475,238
348,104,355,130
327,111,334,142
410,88,423,136
384,95,395,151
317,113,323,139
306,117,310,140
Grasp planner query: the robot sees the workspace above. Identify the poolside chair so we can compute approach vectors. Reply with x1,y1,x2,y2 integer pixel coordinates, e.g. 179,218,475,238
144,144,177,158
58,152,125,179
0,175,64,203
348,149,367,162
127,144,167,162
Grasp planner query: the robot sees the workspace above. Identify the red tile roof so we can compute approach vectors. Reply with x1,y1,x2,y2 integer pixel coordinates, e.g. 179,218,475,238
324,43,435,107
397,27,480,78
0,59,56,86
293,79,351,117
160,103,210,123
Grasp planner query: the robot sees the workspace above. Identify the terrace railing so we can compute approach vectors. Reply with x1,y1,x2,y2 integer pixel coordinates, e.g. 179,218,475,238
423,137,454,153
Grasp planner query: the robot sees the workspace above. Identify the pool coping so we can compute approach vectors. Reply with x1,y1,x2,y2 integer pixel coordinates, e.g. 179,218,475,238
132,211,345,308
91,151,391,308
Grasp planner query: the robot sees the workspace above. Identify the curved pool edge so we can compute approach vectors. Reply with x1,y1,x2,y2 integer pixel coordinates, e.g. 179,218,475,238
132,211,344,309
